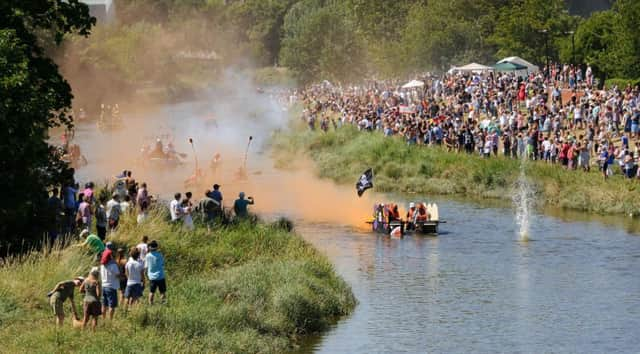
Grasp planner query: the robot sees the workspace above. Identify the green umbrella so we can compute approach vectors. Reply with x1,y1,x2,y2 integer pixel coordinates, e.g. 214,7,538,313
493,62,528,71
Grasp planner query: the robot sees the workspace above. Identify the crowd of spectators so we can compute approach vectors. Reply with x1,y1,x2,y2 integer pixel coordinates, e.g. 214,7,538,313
295,63,640,180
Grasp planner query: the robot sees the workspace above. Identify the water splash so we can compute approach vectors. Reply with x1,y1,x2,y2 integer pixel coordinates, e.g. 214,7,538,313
513,156,534,242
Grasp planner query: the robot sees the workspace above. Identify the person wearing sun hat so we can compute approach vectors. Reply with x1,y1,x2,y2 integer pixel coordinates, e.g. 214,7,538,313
144,240,167,305
47,276,84,326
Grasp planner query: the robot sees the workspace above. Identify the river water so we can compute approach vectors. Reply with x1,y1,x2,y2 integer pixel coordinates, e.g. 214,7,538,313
66,98,640,353
295,198,640,353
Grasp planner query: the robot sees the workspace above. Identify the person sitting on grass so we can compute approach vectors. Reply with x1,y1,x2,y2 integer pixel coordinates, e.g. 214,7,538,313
145,240,167,305
47,276,83,326
80,267,101,331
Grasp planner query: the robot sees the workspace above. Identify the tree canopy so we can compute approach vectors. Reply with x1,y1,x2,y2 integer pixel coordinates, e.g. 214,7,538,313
67,0,635,84
0,0,94,252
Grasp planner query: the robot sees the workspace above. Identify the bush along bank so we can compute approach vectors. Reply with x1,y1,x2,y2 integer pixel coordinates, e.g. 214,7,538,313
0,210,355,353
272,125,640,215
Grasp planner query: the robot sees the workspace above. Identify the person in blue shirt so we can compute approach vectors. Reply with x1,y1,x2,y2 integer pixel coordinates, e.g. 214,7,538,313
233,192,254,218
206,184,223,206
144,240,166,305
63,182,78,233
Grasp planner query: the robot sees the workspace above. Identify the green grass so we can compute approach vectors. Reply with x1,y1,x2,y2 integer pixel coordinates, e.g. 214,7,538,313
0,210,355,353
272,125,640,215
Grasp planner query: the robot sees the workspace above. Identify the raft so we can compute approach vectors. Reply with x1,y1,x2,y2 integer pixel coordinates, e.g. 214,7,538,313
367,203,442,236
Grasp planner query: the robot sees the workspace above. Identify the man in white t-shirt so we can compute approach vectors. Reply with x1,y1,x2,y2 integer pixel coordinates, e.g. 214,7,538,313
106,193,121,230
542,137,553,162
136,235,149,265
125,247,145,306
100,257,120,320
169,192,182,223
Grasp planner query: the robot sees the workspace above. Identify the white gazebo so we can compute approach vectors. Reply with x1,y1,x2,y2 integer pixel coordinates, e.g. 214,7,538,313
453,63,494,73
497,56,539,75
402,80,424,89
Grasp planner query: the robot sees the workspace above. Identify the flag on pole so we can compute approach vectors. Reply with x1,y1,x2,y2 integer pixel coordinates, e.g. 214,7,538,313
356,168,373,197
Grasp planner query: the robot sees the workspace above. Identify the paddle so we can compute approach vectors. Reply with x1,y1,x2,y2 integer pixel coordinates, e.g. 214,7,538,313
189,137,199,175
243,136,253,167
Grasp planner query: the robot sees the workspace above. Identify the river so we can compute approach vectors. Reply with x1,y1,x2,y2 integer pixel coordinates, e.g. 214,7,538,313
67,97,640,353
295,198,640,353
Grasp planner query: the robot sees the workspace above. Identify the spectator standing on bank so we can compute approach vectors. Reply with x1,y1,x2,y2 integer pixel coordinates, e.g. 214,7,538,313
145,240,167,305
100,251,120,320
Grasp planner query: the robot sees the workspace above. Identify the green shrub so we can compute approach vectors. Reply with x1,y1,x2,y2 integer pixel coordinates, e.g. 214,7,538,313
604,78,640,90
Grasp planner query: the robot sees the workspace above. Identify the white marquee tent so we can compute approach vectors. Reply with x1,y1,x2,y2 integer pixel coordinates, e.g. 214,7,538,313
497,56,539,75
452,63,494,72
402,79,425,89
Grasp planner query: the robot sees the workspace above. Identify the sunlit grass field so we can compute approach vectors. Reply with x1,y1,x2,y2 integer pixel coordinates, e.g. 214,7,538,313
0,210,355,353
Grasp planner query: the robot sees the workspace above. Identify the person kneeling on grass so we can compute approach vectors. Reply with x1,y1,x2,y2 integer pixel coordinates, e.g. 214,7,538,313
145,240,167,305
125,247,145,307
80,267,101,331
47,276,83,326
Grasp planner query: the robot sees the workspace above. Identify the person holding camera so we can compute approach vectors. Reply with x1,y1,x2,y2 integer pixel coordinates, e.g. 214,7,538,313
233,192,254,218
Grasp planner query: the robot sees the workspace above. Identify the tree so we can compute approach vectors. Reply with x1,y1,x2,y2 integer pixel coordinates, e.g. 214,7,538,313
491,0,572,67
612,0,640,79
399,0,499,74
565,10,618,84
0,1,94,253
279,0,366,83
225,0,300,66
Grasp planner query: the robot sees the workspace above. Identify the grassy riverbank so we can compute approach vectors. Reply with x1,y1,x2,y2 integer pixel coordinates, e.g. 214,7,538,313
0,211,355,353
272,125,640,215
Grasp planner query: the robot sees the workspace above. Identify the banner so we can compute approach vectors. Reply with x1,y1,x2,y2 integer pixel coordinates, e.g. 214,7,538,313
356,168,374,197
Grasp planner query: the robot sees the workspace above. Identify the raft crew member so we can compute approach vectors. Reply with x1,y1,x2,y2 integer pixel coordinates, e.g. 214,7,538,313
166,142,177,159
387,203,400,222
374,203,384,222
150,139,165,159
210,153,222,173
416,203,430,222
406,202,417,220
406,202,417,229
